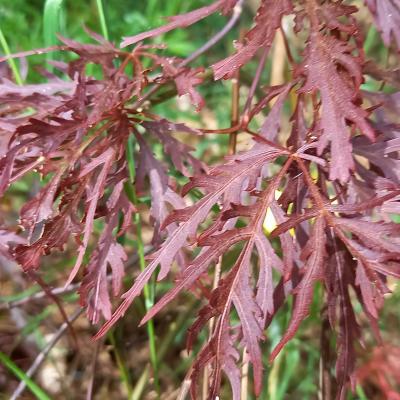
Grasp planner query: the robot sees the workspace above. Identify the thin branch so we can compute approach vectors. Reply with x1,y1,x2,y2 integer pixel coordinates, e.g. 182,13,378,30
86,339,102,400
280,25,294,66
10,308,84,400
180,0,244,68
0,282,80,310
0,249,151,311
131,0,243,110
228,27,243,156
240,351,250,400
295,156,329,213
242,47,270,120
26,270,79,350
0,45,65,63
202,257,223,400
200,125,291,154
201,63,243,391
177,378,192,400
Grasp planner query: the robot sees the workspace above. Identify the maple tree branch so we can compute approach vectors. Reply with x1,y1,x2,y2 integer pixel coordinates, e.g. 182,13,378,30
200,125,291,155
280,25,294,66
210,157,294,394
228,64,240,156
295,156,329,214
203,48,242,393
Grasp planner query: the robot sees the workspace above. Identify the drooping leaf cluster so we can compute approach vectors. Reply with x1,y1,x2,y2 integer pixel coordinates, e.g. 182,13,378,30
1,0,400,398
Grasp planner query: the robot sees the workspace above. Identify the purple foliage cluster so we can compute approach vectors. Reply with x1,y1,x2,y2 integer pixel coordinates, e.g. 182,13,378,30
1,0,400,398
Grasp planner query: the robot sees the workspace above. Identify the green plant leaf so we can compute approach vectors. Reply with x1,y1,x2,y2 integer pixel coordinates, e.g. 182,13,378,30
0,351,52,400
43,0,64,46
95,0,109,40
0,25,23,85
43,0,65,68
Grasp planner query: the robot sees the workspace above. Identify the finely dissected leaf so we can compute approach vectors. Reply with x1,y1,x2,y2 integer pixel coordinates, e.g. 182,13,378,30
365,0,400,49
120,0,237,47
66,147,115,286
15,211,81,271
353,136,400,183
142,119,204,177
140,233,238,326
333,219,400,310
271,217,326,361
79,184,130,323
1,1,400,399
212,0,293,80
174,67,205,110
188,163,291,395
20,168,64,238
333,217,400,254
135,134,185,245
232,245,264,394
0,229,26,259
355,260,383,319
255,231,282,320
297,31,375,182
260,83,293,140
190,319,240,400
336,267,361,399
0,78,74,98
316,2,358,33
81,239,127,323
96,142,285,338
159,58,207,111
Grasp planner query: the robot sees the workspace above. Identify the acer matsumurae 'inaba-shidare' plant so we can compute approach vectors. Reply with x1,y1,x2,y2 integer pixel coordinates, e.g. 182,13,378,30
1,0,400,398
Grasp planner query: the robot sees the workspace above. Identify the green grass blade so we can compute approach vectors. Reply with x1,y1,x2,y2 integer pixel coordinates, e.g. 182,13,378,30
125,134,160,393
43,0,65,69
356,385,368,400
0,286,38,303
108,331,133,397
43,0,64,46
95,0,109,40
126,134,136,183
0,352,52,400
145,0,159,25
0,26,23,85
364,26,379,55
